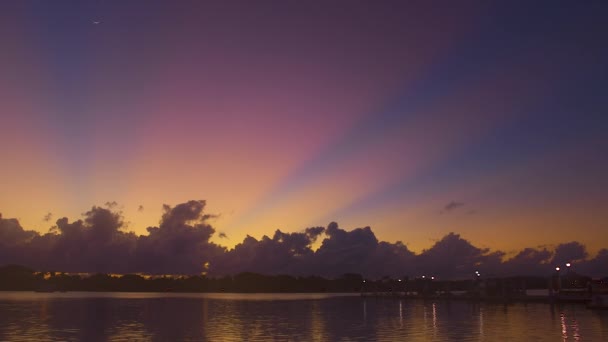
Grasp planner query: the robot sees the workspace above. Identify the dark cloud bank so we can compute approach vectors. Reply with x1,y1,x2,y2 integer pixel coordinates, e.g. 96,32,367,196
1,200,606,279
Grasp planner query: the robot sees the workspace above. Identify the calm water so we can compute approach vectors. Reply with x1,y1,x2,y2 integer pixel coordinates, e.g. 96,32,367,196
0,292,607,341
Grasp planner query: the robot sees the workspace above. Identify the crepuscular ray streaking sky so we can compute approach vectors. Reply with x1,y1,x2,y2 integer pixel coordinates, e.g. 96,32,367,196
0,1,606,254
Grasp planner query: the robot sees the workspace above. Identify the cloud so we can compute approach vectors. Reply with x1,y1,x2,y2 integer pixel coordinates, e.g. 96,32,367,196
551,241,587,266
134,200,225,274
43,212,53,222
211,226,325,276
0,214,39,266
0,200,607,278
579,249,608,278
441,201,465,213
501,247,553,276
47,206,137,273
314,222,380,276
218,232,228,239
415,233,503,278
104,201,119,209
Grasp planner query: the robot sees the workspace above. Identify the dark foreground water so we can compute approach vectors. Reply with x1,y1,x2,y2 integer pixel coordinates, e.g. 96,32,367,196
0,292,607,341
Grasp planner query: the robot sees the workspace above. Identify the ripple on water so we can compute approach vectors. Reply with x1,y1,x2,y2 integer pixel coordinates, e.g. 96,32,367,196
0,293,607,341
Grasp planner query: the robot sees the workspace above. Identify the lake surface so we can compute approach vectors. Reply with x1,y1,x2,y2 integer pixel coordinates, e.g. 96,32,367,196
1,292,607,341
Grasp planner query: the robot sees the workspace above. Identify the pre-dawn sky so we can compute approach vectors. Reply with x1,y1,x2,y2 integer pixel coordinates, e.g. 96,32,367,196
1,1,607,257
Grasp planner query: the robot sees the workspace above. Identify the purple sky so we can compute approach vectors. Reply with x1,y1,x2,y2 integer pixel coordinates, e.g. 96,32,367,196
0,2,607,273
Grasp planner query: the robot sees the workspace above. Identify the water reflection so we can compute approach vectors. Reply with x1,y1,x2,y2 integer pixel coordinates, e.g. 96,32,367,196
432,302,438,335
0,292,607,341
561,312,568,339
310,300,325,342
362,298,366,323
560,311,582,342
399,300,403,327
478,305,483,337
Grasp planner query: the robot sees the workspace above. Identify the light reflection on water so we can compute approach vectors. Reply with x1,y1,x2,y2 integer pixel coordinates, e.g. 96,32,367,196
0,292,607,341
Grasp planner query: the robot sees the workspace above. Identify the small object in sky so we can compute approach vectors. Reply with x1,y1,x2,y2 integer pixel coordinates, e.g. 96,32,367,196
93,20,101,25
43,212,53,222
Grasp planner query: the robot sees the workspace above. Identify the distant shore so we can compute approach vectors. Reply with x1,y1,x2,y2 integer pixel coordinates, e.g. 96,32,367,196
2,264,604,306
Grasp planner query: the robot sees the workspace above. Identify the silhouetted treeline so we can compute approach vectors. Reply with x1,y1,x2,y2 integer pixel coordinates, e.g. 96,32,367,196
0,265,365,292
0,264,551,293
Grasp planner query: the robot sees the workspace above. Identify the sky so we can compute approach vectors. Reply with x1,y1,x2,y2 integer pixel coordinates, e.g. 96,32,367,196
1,1,607,262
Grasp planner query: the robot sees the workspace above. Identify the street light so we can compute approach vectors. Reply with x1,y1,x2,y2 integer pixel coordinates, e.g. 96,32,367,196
555,267,560,272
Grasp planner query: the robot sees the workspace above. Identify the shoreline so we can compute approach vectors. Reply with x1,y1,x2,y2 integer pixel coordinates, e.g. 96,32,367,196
360,291,592,304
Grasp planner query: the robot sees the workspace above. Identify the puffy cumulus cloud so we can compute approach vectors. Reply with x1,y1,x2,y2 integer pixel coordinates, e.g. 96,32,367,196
578,249,608,278
43,206,137,273
501,247,553,276
211,227,325,276
0,214,37,246
314,222,383,277
135,200,225,275
1,207,137,273
415,233,504,279
551,241,588,266
2,202,223,275
0,213,38,265
211,222,415,278
369,241,416,278
1,203,607,278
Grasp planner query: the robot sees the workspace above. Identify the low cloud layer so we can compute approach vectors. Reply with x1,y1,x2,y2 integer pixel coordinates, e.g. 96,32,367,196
0,201,606,278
